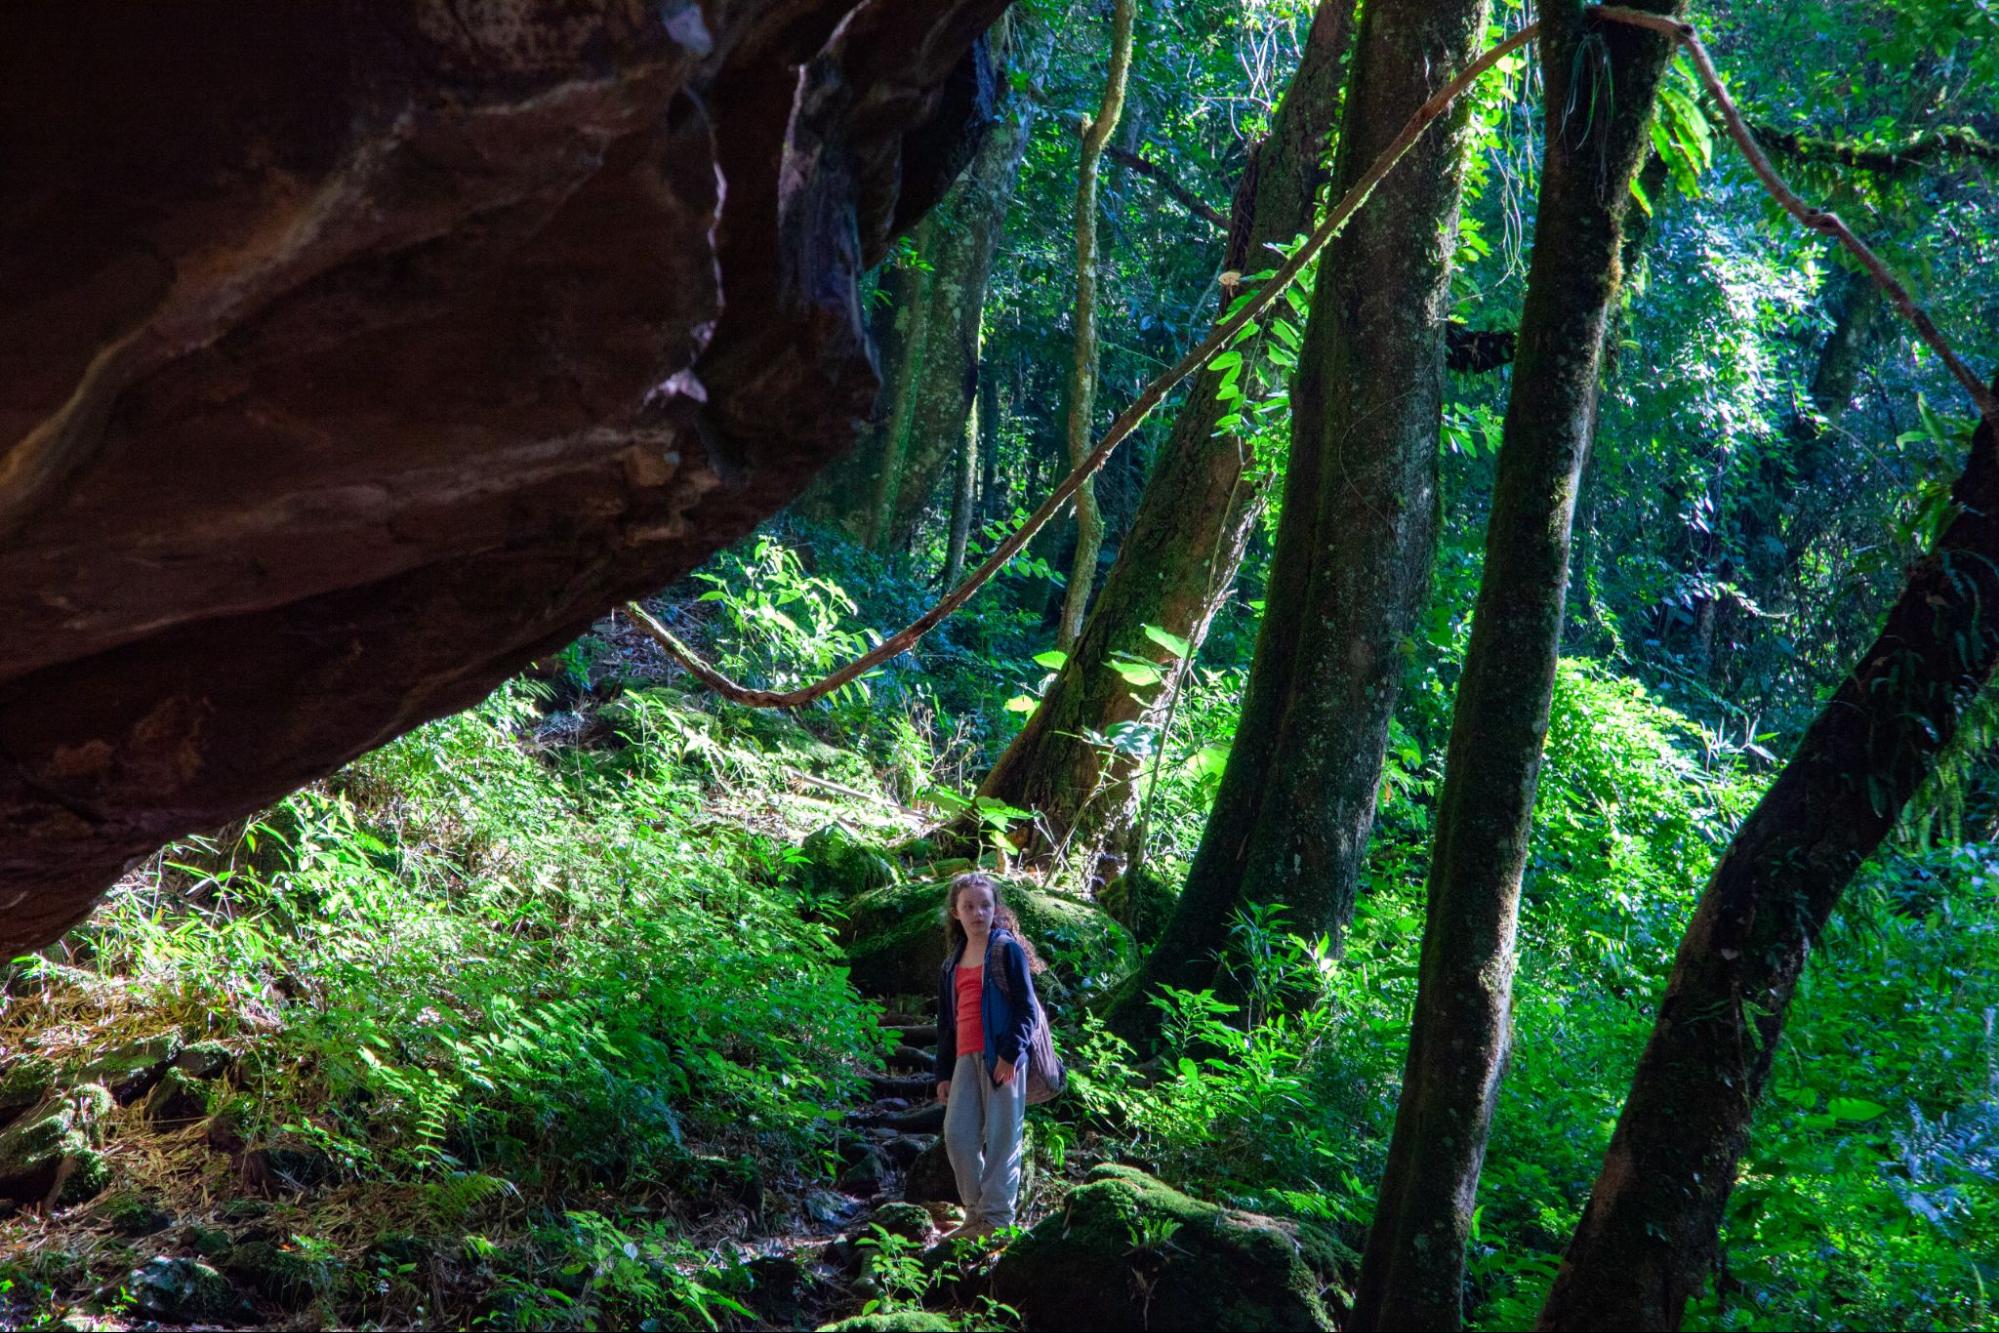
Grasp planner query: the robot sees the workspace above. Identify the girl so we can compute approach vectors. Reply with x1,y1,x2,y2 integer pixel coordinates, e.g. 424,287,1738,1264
933,871,1044,1239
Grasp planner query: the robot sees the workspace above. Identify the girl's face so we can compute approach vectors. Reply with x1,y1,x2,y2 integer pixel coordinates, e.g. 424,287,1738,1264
954,883,996,936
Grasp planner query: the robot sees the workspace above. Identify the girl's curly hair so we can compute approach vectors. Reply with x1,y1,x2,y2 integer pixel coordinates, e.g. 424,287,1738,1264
941,871,1045,972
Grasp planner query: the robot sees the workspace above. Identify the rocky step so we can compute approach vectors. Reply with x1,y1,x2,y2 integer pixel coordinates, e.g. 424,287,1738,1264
885,1043,935,1072
849,1101,945,1134
864,1071,935,1102
883,1023,937,1045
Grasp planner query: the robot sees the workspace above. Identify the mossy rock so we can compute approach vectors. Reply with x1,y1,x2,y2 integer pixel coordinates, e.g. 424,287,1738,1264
145,1067,212,1123
869,1201,934,1244
206,1093,258,1151
0,1095,111,1206
817,1314,954,1332
991,1165,1331,1332
0,1054,58,1126
796,825,897,900
81,1032,182,1103
98,1192,174,1237
172,1040,234,1079
837,877,1130,999
221,1237,341,1309
1098,865,1178,948
125,1256,250,1322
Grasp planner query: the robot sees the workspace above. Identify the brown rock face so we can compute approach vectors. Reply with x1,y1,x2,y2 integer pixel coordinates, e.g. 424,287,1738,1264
0,0,1009,953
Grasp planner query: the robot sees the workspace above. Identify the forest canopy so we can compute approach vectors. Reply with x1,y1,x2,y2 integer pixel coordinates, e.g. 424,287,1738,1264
3,1,1998,1330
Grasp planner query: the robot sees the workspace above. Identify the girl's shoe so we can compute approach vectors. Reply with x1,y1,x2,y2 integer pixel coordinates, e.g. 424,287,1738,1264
939,1220,995,1243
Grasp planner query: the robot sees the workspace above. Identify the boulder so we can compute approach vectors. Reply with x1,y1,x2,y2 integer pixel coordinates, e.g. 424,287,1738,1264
838,877,1130,999
220,1237,341,1310
1098,865,1178,948
819,1314,954,1332
796,825,897,901
97,1192,173,1237
171,1040,234,1079
0,1088,113,1206
903,1137,957,1205
0,1053,57,1126
991,1165,1332,1332
81,1033,182,1103
0,0,1014,959
869,1200,935,1244
123,1257,250,1323
144,1067,211,1123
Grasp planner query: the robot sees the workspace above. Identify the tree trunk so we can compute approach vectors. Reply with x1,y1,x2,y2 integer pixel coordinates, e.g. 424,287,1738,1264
978,359,1003,524
976,0,1356,863
801,31,1035,548
1108,0,1490,1042
1348,7,1682,1329
943,326,985,587
1537,369,1999,1331
1056,0,1136,646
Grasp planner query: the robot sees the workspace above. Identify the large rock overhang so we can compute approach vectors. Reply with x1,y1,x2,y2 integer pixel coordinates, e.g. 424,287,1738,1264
0,0,1009,953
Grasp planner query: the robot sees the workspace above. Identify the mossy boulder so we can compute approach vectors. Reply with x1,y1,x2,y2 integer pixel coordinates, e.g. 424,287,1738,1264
125,1257,250,1322
221,1237,342,1309
0,1092,112,1206
796,825,897,901
991,1165,1331,1332
837,876,1129,999
0,1053,58,1126
869,1201,935,1244
172,1040,234,1079
145,1068,212,1122
1098,865,1178,948
81,1032,182,1103
97,1192,173,1237
817,1314,953,1332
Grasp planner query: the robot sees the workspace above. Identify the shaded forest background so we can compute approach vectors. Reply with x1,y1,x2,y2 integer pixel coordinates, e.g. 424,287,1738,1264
3,0,1998,1330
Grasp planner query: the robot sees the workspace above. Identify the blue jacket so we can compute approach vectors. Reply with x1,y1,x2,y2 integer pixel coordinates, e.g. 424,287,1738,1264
934,927,1038,1083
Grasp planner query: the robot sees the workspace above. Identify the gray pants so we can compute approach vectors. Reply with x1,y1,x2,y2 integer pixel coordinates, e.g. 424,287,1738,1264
943,1052,1027,1227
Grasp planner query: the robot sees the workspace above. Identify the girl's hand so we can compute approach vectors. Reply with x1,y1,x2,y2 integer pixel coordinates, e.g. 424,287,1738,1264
937,1081,951,1103
994,1059,1016,1086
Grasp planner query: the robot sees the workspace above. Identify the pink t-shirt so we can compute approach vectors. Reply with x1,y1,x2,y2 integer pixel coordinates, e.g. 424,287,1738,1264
954,964,983,1057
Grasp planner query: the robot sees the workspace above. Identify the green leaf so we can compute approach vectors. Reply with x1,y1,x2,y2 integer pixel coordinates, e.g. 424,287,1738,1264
1209,350,1243,372
1110,655,1164,687
1003,693,1038,714
1142,624,1193,658
1827,1097,1888,1123
1032,649,1068,670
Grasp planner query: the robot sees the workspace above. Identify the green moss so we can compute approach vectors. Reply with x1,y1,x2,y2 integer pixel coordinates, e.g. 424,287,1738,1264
797,825,897,900
172,1040,234,1079
869,1201,934,1244
0,1053,58,1120
817,1314,954,1332
993,1165,1330,1332
1098,866,1178,947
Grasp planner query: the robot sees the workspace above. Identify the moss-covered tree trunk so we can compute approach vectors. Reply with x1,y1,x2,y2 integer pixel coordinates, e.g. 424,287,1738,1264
1057,0,1137,646
1107,0,1490,1042
1537,370,1999,1331
975,0,1356,863
1346,7,1682,1328
943,326,986,587
801,39,1034,549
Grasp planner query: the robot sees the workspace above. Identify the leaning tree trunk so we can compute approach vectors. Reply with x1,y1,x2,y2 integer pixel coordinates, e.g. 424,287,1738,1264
1537,370,1999,1331
1108,0,1491,1043
975,0,1356,864
1056,0,1136,647
1348,6,1682,1328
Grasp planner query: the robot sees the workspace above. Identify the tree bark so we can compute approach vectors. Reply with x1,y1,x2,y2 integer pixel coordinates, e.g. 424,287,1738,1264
1108,0,1491,1042
1537,367,1999,1331
1348,6,1682,1328
943,325,985,587
976,0,1355,863
801,33,1035,548
1056,0,1136,646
